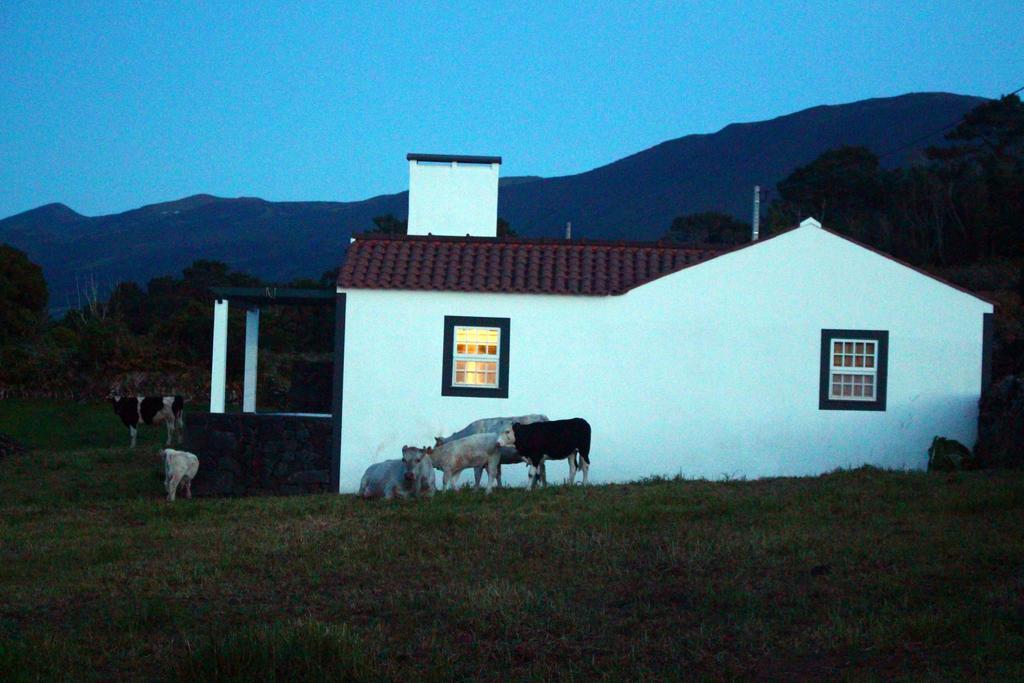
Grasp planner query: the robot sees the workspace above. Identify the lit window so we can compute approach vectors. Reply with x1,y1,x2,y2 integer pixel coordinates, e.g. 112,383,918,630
453,326,500,387
819,330,888,411
442,316,510,398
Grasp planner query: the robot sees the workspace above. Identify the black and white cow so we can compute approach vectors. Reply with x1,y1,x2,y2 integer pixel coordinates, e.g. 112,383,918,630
498,417,591,489
109,393,185,448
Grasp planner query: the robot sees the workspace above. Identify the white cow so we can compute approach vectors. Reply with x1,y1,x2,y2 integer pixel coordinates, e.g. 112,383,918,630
358,447,435,500
424,433,503,494
161,448,199,501
436,414,548,487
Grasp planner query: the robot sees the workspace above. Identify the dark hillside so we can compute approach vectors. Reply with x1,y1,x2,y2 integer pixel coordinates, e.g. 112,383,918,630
0,92,985,307
498,92,985,239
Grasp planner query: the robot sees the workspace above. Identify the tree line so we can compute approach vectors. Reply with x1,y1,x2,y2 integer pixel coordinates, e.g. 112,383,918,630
0,255,336,401
662,94,1024,378
1,94,1021,397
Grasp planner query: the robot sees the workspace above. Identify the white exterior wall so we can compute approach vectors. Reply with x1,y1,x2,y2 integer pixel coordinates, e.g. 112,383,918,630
335,225,992,492
407,160,500,237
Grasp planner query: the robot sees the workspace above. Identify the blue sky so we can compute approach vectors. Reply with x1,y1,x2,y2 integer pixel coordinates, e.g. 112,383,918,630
1,1,1021,218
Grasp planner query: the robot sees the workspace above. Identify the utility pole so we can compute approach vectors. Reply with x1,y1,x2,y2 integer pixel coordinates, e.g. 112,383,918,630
752,185,761,241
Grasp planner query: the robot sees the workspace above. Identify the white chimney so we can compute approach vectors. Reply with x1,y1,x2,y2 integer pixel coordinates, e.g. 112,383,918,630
406,153,501,237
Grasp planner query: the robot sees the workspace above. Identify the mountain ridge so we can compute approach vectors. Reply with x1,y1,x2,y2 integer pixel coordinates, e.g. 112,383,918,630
0,92,987,309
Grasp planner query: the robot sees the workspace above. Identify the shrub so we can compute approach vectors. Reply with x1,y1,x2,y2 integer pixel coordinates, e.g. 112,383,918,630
927,436,975,471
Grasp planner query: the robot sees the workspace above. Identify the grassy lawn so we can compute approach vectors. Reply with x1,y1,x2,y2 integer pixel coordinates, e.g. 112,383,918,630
0,398,171,451
1,402,1023,680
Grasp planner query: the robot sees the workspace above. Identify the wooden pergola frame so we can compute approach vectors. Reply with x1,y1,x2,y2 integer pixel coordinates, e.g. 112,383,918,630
208,287,336,414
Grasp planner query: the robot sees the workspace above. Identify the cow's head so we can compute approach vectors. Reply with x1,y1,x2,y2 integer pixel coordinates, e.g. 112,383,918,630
497,423,518,448
402,445,434,486
402,445,429,470
106,387,124,410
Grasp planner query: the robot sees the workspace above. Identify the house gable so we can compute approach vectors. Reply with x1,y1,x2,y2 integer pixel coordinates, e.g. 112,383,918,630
624,219,993,315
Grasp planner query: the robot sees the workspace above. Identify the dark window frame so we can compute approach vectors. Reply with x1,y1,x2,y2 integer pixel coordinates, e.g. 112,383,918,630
442,316,510,398
819,329,888,411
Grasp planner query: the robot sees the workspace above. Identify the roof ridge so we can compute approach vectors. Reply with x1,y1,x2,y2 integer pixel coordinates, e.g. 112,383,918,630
350,232,728,252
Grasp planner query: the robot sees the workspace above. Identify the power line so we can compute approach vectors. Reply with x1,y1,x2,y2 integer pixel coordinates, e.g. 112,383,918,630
767,83,1024,197
877,84,1024,160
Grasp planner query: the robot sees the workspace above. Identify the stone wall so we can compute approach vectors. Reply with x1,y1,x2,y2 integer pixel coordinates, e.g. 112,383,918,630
184,413,333,496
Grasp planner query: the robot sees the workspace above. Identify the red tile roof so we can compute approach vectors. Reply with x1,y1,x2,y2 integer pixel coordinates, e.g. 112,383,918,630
337,234,727,296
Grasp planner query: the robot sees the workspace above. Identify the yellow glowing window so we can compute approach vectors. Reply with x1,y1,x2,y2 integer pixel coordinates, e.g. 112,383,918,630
453,326,500,387
829,339,877,400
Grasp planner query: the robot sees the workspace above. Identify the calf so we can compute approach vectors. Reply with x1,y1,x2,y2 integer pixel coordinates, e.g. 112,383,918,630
436,414,548,488
498,418,591,489
427,433,502,494
161,448,199,501
109,392,185,448
358,447,435,500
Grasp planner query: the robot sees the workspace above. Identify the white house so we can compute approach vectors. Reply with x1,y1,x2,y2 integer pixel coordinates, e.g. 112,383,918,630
329,153,994,492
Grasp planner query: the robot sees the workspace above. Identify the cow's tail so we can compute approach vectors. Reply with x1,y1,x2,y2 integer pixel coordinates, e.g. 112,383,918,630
578,420,592,464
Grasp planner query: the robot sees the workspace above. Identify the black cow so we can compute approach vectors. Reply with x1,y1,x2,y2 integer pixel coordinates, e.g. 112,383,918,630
109,393,185,448
497,417,591,489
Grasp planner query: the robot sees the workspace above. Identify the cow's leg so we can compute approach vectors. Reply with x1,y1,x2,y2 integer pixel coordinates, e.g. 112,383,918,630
165,421,174,446
567,452,577,485
442,469,453,491
129,425,137,449
539,460,548,487
527,460,542,490
485,455,499,495
473,466,483,489
495,462,502,488
176,415,185,444
183,477,192,499
579,456,590,485
167,472,182,501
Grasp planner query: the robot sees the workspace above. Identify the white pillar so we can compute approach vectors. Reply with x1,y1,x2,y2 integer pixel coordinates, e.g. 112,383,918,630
210,299,228,413
243,307,259,413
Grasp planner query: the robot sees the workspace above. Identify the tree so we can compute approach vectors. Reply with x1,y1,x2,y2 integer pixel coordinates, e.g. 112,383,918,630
0,244,48,344
108,281,149,334
764,146,903,255
371,214,407,235
927,94,1024,260
662,212,750,245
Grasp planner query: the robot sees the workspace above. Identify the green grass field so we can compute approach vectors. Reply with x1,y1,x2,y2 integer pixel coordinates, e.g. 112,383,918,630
0,398,172,451
1,401,1023,681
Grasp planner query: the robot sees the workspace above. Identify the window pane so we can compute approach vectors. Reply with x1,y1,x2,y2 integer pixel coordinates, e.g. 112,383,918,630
855,342,864,354
844,342,853,353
